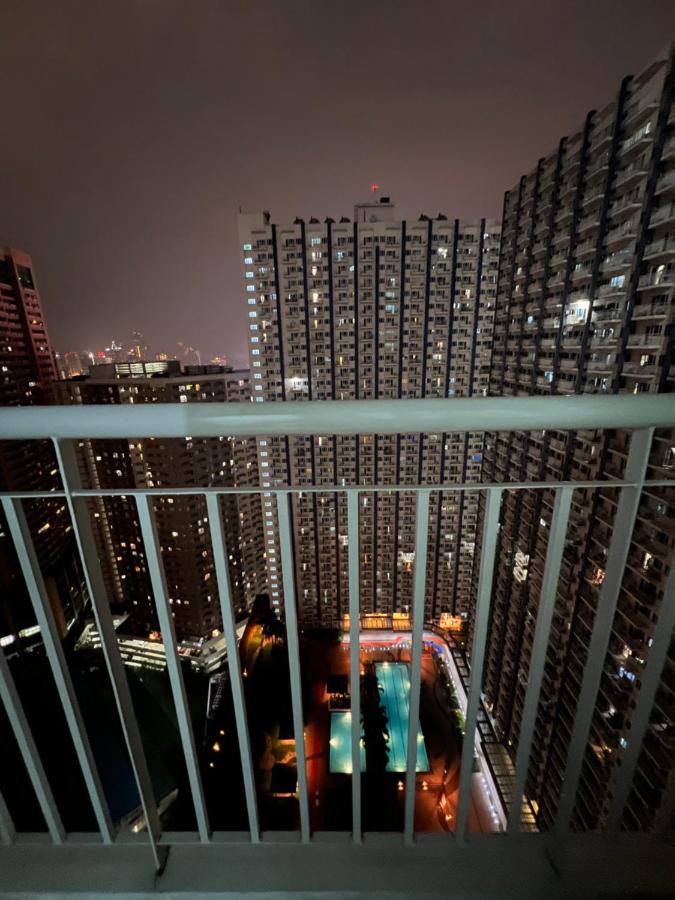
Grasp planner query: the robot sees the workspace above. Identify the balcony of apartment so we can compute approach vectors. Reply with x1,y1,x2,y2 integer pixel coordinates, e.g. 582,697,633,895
553,204,574,228
631,300,670,319
586,353,615,376
585,139,610,172
0,395,674,897
605,217,640,248
654,170,675,198
622,360,660,379
608,193,644,223
559,150,581,179
614,161,649,191
619,120,656,158
576,212,601,235
637,269,675,292
600,249,633,274
643,236,675,261
625,332,665,350
546,269,566,289
649,201,675,229
589,330,619,353
662,133,675,162
623,86,660,128
570,263,592,282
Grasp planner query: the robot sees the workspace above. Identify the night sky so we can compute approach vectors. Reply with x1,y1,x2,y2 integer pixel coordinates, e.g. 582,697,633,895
1,2,673,366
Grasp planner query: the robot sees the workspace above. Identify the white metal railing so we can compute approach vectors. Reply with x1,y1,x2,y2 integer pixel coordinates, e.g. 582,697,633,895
0,395,674,874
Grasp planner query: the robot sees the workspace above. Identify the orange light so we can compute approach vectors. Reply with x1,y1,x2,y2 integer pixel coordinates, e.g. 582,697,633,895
212,742,221,753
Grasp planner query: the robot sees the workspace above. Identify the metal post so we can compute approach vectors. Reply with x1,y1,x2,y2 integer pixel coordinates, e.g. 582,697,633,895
456,488,503,843
605,554,675,831
403,489,430,845
1,497,114,843
507,486,573,833
276,492,311,842
53,439,163,867
0,636,65,842
205,493,260,842
556,428,653,832
347,490,361,842
0,790,14,845
135,494,210,842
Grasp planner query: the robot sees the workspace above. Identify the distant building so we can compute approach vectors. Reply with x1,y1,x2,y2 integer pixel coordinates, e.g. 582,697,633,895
60,364,265,642
176,342,202,367
238,202,501,626
0,248,87,641
129,331,146,361
56,350,92,380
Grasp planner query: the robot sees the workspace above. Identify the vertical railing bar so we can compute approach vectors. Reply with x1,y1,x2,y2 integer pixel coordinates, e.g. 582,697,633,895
403,488,431,845
0,647,65,842
507,486,573,834
135,494,210,842
555,427,653,833
605,553,675,831
456,487,503,844
0,789,15,845
347,489,361,843
276,492,311,842
205,493,260,842
1,496,114,843
53,439,163,867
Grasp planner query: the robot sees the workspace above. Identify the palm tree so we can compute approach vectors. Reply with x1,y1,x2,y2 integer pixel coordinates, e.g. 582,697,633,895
361,663,389,773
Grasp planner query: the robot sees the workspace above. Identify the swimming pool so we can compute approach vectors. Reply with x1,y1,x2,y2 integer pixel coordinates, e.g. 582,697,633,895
329,710,366,774
328,662,429,773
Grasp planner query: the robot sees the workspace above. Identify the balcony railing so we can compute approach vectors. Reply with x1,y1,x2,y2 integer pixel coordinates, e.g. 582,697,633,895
0,395,674,896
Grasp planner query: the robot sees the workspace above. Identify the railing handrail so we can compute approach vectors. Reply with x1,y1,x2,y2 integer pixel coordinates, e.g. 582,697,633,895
2,394,675,440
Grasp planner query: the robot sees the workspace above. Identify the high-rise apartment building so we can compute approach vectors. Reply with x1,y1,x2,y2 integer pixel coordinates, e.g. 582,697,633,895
0,248,87,640
60,362,265,642
238,202,500,627
56,351,93,380
478,47,674,832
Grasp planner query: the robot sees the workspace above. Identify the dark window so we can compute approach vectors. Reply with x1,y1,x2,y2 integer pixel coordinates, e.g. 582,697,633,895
17,265,35,290
0,259,13,283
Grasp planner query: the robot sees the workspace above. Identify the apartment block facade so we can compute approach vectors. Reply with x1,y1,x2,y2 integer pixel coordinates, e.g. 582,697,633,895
0,248,87,640
60,363,265,642
238,203,500,627
478,48,675,832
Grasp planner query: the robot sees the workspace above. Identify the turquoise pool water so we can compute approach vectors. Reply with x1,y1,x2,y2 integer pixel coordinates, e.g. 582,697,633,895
328,710,366,774
328,662,429,774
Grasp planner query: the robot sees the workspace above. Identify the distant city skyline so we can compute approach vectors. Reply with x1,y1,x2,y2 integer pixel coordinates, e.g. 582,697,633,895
54,337,237,367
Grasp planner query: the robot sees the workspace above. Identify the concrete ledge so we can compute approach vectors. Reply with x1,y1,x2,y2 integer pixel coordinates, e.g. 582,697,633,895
1,834,674,897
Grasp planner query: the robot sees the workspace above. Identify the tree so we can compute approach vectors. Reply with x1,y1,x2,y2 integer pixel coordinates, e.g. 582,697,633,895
360,663,389,773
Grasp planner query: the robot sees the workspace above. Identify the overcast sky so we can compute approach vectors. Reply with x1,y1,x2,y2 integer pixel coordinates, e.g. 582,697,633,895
1,1,673,365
